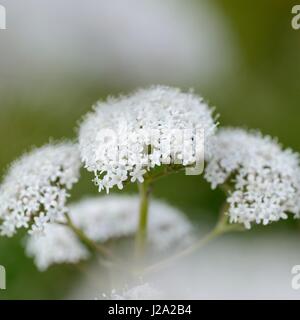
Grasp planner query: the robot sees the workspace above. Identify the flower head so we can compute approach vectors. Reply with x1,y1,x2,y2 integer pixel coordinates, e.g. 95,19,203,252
0,142,81,236
79,86,216,193
205,128,300,228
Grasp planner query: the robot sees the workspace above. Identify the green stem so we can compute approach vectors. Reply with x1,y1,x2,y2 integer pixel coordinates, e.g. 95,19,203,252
133,165,185,259
65,213,118,263
135,180,151,259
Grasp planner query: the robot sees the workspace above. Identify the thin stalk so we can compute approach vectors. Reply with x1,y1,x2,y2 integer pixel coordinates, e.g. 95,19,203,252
133,165,186,259
65,213,119,263
135,180,151,259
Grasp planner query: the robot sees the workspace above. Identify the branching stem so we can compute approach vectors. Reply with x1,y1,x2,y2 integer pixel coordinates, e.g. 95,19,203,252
65,213,119,263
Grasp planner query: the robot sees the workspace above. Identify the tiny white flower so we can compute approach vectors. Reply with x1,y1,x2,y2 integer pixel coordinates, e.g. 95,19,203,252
16,213,30,229
130,166,147,183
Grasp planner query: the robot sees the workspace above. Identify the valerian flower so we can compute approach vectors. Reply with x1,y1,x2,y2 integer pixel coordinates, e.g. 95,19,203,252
205,128,300,228
78,86,216,193
0,142,81,236
25,195,193,270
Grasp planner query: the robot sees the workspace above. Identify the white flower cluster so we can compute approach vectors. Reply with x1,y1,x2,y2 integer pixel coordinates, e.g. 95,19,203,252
25,195,193,270
79,86,216,193
26,223,89,271
205,128,300,228
0,142,81,236
109,283,162,300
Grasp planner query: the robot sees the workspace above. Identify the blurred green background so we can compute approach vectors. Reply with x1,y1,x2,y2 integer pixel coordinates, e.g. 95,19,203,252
0,0,300,299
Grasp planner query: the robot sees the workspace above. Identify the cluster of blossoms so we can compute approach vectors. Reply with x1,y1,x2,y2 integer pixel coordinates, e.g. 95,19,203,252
0,142,81,236
26,195,194,270
205,128,300,228
2,85,300,300
79,86,217,193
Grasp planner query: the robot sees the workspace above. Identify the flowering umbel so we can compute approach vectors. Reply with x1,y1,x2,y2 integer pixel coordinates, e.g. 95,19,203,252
79,86,216,193
2,84,300,300
205,128,300,228
0,142,81,236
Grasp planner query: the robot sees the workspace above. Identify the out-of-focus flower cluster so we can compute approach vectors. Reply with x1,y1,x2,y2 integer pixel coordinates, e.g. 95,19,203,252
25,195,194,270
26,223,90,271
